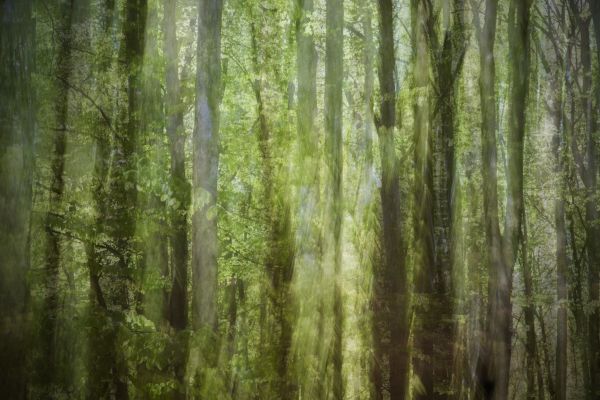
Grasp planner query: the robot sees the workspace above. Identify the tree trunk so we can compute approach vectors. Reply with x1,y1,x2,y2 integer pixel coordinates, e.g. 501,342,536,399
552,66,568,400
580,12,600,398
325,0,344,397
164,0,190,333
0,0,35,396
373,0,409,399
249,18,296,398
85,0,116,396
411,0,435,397
190,2,222,391
162,1,190,396
521,211,541,400
87,1,148,397
472,0,501,396
39,0,75,392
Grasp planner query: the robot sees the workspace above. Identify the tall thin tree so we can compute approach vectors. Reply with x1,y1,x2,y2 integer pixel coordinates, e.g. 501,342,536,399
325,0,344,397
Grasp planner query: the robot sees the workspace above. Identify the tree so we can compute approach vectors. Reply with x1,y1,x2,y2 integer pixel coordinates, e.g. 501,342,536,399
324,0,344,397
39,0,76,393
163,0,190,396
0,0,35,396
190,2,223,393
372,0,409,398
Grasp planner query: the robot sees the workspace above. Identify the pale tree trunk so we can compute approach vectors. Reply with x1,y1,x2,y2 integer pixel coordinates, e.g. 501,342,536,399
190,1,222,393
325,0,344,397
0,0,35,396
411,0,435,397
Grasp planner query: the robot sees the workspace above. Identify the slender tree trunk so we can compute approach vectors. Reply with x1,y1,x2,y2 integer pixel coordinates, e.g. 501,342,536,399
473,1,531,398
580,12,600,398
0,0,35,396
373,0,409,398
162,0,190,397
472,0,501,396
190,3,222,393
164,0,189,333
411,0,435,397
87,1,148,398
39,0,75,392
552,69,568,400
521,211,540,400
86,1,116,396
325,0,344,397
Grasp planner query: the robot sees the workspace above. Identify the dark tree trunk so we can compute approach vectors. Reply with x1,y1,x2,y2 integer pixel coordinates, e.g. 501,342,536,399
162,1,190,397
472,0,532,398
325,0,344,397
412,1,467,397
164,0,189,333
0,0,35,397
552,65,568,400
86,1,115,397
471,0,501,396
373,0,409,399
87,1,148,398
39,0,75,392
521,212,541,400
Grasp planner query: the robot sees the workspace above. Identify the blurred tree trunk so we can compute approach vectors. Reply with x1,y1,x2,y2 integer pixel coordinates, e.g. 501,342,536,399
295,0,323,396
249,18,296,398
190,1,222,390
471,0,500,397
521,211,541,400
472,0,533,398
372,0,409,399
411,0,435,396
86,0,116,396
412,0,466,397
0,0,35,396
551,55,567,400
163,0,190,396
164,0,189,332
325,0,344,397
39,0,75,392
87,1,148,397
568,1,600,395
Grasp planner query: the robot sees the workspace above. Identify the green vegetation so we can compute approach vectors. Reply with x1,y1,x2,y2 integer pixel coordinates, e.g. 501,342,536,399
1,0,599,398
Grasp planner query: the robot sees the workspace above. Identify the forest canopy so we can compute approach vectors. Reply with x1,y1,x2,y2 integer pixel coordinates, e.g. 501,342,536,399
1,0,600,399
